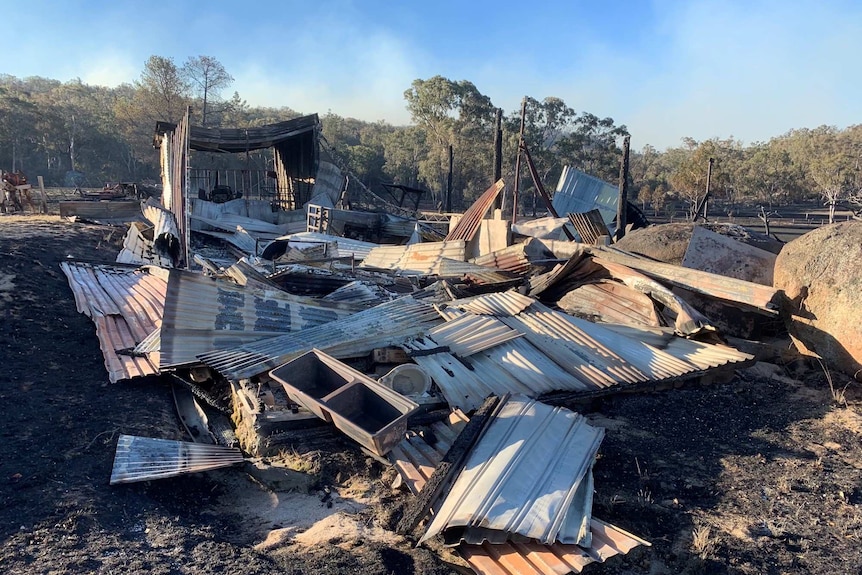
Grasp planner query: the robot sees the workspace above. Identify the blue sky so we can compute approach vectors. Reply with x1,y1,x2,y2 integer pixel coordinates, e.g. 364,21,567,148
2,0,859,149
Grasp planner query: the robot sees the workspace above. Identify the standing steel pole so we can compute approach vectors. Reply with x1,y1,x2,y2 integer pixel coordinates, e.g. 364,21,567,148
615,135,631,241
512,98,527,225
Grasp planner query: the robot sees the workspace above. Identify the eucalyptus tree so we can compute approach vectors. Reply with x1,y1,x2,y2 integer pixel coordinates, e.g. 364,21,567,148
182,56,234,127
404,76,496,207
0,84,38,172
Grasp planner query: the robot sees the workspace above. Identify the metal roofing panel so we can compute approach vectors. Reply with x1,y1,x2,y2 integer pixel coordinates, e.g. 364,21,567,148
557,280,662,327
388,410,649,574
198,296,444,380
159,269,356,368
445,179,506,242
116,221,175,268
61,262,166,382
321,281,390,307
459,519,650,575
406,334,589,412
157,114,318,153
470,244,532,275
360,241,467,273
277,231,379,260
412,294,754,410
593,246,782,313
142,198,181,239
552,167,619,230
421,396,604,546
195,228,260,255
456,291,535,316
426,313,523,356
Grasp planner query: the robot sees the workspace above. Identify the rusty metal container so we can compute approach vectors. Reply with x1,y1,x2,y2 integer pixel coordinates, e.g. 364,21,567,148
270,349,418,455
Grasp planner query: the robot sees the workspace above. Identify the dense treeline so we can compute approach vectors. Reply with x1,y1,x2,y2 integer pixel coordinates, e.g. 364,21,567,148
1,55,860,217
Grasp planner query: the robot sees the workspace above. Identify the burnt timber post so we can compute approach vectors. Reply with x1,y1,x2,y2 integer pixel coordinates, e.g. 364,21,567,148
493,108,503,210
512,98,527,225
615,135,631,241
446,144,454,213
694,157,713,222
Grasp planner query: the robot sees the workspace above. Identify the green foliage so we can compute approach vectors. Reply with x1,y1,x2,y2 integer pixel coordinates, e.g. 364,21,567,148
2,64,860,211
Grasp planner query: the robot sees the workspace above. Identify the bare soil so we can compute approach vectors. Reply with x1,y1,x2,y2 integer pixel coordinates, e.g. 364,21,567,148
1,215,860,575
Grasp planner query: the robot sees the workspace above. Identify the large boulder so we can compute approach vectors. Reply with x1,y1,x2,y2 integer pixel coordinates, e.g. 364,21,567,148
614,223,783,265
773,221,862,379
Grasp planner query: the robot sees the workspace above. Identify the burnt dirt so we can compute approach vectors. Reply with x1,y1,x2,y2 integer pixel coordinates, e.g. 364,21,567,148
2,215,860,574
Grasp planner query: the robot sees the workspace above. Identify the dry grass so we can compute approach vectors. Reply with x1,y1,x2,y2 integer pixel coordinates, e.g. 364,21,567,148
691,525,716,560
818,358,852,407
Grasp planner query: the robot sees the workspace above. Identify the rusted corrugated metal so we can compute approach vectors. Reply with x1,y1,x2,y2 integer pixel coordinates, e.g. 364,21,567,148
470,244,532,275
198,296,445,380
558,280,662,327
591,246,782,313
421,396,604,546
159,269,356,368
360,241,467,273
459,519,650,575
61,262,166,382
568,209,610,244
445,180,506,242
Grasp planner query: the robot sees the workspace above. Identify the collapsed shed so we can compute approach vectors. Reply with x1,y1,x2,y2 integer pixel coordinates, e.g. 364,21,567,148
58,120,804,574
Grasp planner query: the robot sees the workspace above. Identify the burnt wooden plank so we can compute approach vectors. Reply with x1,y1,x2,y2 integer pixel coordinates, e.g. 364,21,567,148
396,394,502,536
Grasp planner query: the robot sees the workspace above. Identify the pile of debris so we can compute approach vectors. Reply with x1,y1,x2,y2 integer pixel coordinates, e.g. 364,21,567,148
61,164,815,574
55,171,808,573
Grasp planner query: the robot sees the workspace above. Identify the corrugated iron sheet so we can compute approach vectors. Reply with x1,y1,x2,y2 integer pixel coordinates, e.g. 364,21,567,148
568,209,610,244
142,198,181,240
425,313,523,356
277,231,379,260
307,161,344,208
470,244,532,275
552,167,618,232
159,269,356,368
198,296,444,380
558,280,662,327
445,179,506,241
190,212,290,236
421,396,604,546
593,246,782,313
195,228,260,255
459,519,650,575
60,262,166,382
361,241,467,273
412,295,753,411
388,409,649,575
116,222,175,268
322,281,391,307
159,113,318,154
457,291,536,316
